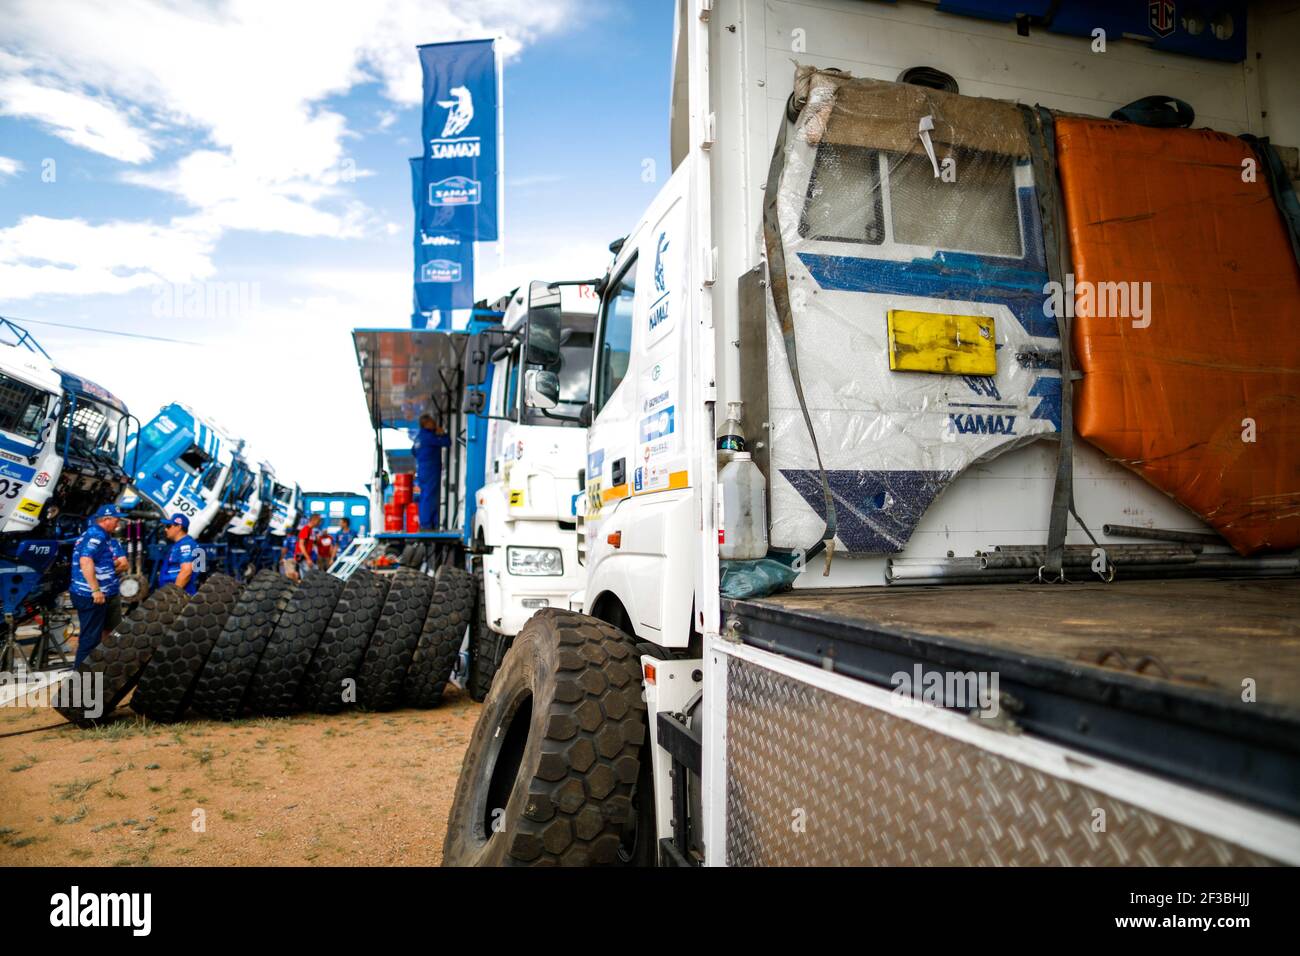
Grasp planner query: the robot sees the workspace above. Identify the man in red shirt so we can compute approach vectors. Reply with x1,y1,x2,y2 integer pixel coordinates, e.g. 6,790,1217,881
295,513,322,576
316,528,336,570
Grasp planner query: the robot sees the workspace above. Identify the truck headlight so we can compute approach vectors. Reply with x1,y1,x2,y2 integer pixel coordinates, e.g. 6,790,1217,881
507,546,563,576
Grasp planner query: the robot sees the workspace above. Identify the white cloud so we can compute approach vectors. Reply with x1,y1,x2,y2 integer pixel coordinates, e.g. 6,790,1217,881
0,156,23,178
0,77,153,163
0,215,217,301
0,0,579,302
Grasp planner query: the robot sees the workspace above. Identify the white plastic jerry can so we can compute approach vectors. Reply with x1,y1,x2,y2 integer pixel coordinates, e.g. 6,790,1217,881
719,451,768,561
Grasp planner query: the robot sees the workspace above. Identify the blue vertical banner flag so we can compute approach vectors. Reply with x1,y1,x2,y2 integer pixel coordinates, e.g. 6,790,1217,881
417,39,500,242
414,230,475,324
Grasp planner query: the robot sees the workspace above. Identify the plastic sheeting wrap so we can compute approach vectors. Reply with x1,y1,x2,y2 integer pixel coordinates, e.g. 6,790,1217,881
1057,119,1300,556
766,70,1062,555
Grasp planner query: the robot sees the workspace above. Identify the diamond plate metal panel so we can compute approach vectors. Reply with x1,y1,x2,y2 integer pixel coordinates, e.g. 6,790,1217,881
725,657,1275,866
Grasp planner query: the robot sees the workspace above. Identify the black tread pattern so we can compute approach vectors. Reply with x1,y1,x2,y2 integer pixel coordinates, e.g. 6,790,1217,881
130,574,241,722
189,569,296,720
56,586,189,727
297,570,390,713
355,568,434,710
466,563,505,703
403,565,474,708
244,570,345,716
443,609,647,866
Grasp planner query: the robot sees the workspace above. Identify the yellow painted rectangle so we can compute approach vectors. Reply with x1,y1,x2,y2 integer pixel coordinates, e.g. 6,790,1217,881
509,490,524,507
887,310,997,375
17,498,41,515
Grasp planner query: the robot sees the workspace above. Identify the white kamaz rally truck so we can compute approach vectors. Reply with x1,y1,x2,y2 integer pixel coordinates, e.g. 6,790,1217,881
443,0,1300,866
462,281,599,700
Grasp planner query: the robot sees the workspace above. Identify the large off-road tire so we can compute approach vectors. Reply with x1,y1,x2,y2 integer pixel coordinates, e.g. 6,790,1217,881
355,568,434,710
297,570,391,713
403,565,474,708
442,609,648,866
130,574,241,722
56,586,189,727
189,570,296,720
465,562,511,703
243,570,345,716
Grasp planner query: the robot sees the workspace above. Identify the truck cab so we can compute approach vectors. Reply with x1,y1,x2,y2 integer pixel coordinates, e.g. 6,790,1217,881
268,479,301,537
127,403,239,541
465,280,598,699
0,326,133,669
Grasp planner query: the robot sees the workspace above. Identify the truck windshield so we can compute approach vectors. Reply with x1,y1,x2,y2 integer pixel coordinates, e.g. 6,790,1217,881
60,395,128,466
523,333,594,427
273,483,293,504
0,373,55,444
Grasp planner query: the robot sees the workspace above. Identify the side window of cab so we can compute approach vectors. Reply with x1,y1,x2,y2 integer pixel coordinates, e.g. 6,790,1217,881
593,254,638,416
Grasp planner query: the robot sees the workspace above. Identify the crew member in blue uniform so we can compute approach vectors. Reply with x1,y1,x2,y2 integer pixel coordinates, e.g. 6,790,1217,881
70,504,125,668
334,517,355,555
158,513,199,595
413,413,450,530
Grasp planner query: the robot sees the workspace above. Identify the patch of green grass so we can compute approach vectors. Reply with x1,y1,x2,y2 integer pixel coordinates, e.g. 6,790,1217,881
90,821,118,833
9,753,38,773
53,777,99,802
9,836,40,848
52,804,89,825
147,785,162,793
220,809,238,821
68,848,93,860
81,716,158,741
144,763,161,770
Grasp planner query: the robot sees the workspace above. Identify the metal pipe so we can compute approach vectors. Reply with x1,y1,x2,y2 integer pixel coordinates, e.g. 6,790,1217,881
1102,523,1225,546
981,545,1199,570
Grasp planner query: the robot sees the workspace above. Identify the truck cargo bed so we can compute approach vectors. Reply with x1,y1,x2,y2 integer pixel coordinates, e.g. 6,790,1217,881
723,578,1300,817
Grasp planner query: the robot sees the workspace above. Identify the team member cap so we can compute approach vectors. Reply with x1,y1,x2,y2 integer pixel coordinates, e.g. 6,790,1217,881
93,504,124,520
166,513,191,530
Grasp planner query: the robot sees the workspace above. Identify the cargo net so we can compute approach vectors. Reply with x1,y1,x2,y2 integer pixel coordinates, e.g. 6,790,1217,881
766,68,1061,555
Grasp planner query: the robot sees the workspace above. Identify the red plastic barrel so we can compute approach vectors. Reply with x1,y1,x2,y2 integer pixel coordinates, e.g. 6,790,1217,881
392,473,414,507
383,502,402,532
405,502,420,532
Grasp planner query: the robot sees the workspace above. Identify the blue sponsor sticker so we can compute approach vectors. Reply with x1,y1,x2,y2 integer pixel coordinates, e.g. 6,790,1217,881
639,406,675,444
0,459,36,482
587,448,605,478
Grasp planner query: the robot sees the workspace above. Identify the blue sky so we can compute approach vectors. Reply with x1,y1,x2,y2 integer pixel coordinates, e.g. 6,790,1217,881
0,0,674,490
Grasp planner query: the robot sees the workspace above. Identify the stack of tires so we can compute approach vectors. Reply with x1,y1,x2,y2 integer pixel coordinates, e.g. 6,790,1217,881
55,563,476,725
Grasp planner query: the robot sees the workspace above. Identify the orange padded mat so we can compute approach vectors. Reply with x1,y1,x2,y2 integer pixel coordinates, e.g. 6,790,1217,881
1056,117,1300,555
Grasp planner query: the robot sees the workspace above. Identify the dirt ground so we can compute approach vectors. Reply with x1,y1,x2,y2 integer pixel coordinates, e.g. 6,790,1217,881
0,689,481,866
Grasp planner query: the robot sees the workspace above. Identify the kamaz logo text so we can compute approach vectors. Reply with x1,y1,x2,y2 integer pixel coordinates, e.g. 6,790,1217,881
949,413,1016,435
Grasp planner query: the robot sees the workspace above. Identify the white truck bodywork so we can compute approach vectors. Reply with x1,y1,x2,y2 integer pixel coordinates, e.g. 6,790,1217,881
475,284,597,638
574,0,1300,865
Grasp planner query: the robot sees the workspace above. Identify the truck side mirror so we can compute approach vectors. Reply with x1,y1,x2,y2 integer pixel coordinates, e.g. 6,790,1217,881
465,389,486,414
578,402,593,427
464,331,491,387
525,280,562,368
524,369,560,410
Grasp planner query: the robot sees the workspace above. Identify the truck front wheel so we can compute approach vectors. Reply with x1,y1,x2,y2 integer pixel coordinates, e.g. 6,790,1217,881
443,608,647,866
466,561,507,702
